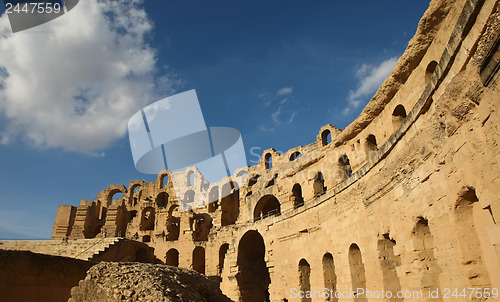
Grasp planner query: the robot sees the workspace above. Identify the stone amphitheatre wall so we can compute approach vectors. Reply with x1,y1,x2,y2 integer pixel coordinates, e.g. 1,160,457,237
0,250,93,302
51,0,500,301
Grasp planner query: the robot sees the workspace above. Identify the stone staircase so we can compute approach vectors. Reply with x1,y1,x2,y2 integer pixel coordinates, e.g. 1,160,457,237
0,237,124,261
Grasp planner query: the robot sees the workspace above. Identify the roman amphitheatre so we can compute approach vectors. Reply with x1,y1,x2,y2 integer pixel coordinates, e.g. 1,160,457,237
1,0,500,301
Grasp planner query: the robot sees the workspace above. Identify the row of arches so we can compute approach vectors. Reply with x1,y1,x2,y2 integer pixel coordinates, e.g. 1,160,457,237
165,243,231,277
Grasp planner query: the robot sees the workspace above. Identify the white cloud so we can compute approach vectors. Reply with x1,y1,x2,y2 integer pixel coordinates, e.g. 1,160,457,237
277,87,293,96
0,0,176,154
343,57,398,115
259,86,300,132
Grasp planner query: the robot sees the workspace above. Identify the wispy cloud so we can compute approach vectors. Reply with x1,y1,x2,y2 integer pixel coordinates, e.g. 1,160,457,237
343,57,398,115
259,86,300,132
0,0,179,154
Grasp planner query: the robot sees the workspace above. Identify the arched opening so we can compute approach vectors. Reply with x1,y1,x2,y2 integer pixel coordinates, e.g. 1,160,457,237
338,155,352,181
187,170,195,186
192,246,205,274
108,190,123,207
142,235,151,243
425,60,438,83
454,187,491,286
155,192,169,208
290,151,302,161
254,195,281,221
248,174,260,187
264,153,272,170
237,230,270,302
160,173,169,188
411,218,442,295
392,104,407,130
321,129,332,146
322,253,337,302
298,259,311,302
166,205,180,241
291,184,304,208
165,248,179,267
130,185,141,206
192,213,213,241
313,172,326,196
221,182,239,226
349,244,367,302
378,234,402,302
208,186,219,213
365,134,378,162
184,190,195,205
140,207,155,231
218,243,230,276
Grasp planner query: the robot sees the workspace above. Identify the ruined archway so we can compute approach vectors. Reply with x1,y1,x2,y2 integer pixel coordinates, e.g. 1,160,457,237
321,129,331,146
313,172,326,196
237,230,270,302
166,205,180,241
392,104,407,130
264,153,272,170
411,218,442,298
155,192,168,208
192,246,205,274
140,207,155,231
221,182,239,226
322,253,337,302
291,184,304,208
166,248,179,267
349,244,367,302
378,234,402,302
454,187,491,286
254,195,281,221
219,243,230,276
298,259,311,302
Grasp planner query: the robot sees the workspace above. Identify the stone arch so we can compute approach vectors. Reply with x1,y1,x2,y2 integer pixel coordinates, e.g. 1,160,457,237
392,104,407,130
265,153,273,170
298,259,311,302
365,134,378,162
155,192,169,208
107,188,125,207
208,186,219,213
187,170,195,186
140,207,155,231
322,253,337,302
160,173,169,188
411,218,442,296
290,151,302,161
291,184,304,208
425,60,438,83
129,184,142,206
349,244,367,302
313,172,326,196
165,248,179,267
237,230,270,302
254,195,281,221
184,190,195,205
218,243,230,276
221,182,239,226
166,205,180,241
338,155,352,181
192,246,205,274
454,186,490,286
321,129,332,146
378,234,402,302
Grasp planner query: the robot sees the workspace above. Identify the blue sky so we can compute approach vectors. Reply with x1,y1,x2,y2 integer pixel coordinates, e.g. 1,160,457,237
0,0,429,239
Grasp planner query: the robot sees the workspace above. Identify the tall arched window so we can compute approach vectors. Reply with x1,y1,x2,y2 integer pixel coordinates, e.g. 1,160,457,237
265,153,272,170
321,129,332,146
